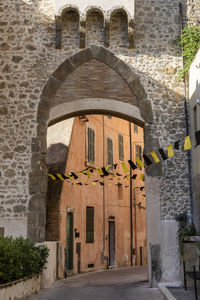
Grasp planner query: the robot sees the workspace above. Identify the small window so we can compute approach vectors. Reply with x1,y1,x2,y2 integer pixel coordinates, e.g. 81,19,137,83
107,137,113,165
135,144,142,161
87,127,95,164
118,134,124,161
86,207,94,243
134,124,138,134
118,183,123,200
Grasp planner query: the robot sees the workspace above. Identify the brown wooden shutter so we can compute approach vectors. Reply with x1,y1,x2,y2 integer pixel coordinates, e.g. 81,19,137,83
118,134,124,161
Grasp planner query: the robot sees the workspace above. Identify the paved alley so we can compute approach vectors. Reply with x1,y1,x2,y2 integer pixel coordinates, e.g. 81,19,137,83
28,267,165,300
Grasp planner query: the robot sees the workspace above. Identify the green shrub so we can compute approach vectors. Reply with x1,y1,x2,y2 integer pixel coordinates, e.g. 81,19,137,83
178,26,200,79
0,236,49,284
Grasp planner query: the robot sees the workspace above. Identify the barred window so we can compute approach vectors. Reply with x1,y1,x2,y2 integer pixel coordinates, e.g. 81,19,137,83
118,134,124,161
107,137,113,166
88,127,95,164
86,207,94,243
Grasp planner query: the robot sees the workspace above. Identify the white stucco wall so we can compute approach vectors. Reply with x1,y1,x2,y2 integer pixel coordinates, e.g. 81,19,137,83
47,118,74,148
54,0,134,18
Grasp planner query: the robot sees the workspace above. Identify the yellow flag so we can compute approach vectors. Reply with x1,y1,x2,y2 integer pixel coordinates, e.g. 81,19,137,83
66,172,72,181
167,144,174,157
150,152,160,163
121,162,129,173
125,175,130,180
56,173,64,181
91,182,97,186
140,174,145,181
184,136,192,150
106,165,112,171
48,174,56,180
84,182,89,185
96,168,103,175
136,158,144,168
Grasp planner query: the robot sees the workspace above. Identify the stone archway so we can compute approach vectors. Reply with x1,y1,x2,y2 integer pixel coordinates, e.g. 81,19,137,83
28,45,164,286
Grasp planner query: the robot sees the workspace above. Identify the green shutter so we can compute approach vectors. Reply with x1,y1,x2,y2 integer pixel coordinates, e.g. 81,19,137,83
118,134,124,161
86,207,94,242
88,128,95,163
107,138,113,166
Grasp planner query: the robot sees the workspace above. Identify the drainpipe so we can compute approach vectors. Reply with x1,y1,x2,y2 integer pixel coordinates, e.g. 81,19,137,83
179,3,193,224
103,115,106,251
129,122,133,266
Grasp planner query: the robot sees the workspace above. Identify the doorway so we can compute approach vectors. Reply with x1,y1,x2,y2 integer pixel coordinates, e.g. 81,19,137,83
66,211,74,272
109,221,115,267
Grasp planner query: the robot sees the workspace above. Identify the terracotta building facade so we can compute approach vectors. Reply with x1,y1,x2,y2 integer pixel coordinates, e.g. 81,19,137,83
46,115,146,276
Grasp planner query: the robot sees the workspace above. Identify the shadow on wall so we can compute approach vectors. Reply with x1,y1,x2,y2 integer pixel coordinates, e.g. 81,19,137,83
45,143,68,241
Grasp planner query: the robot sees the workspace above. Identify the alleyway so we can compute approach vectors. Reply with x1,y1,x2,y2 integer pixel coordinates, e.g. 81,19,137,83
28,267,165,300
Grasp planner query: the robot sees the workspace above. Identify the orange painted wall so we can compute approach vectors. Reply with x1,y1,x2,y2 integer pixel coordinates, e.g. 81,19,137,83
59,115,147,275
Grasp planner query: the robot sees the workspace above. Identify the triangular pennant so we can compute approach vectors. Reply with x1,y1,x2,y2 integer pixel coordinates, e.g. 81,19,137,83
184,136,192,150
66,173,72,181
53,174,59,180
116,172,122,177
70,172,78,180
136,158,145,168
76,182,83,186
56,173,65,181
100,182,104,186
140,186,144,191
48,174,56,180
97,168,103,175
150,152,160,163
61,173,68,180
121,162,129,173
195,130,200,146
84,182,89,185
91,182,97,186
158,148,168,161
113,163,117,169
128,160,137,171
106,165,112,171
174,140,180,150
102,167,109,176
140,174,145,181
167,145,174,157
143,155,153,166
131,174,137,179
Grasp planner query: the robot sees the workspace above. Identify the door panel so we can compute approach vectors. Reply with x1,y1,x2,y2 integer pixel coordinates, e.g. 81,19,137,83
109,221,115,266
66,212,74,270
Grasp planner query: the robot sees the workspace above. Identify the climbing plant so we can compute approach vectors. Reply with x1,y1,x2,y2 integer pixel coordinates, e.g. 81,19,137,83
178,26,200,80
175,212,197,258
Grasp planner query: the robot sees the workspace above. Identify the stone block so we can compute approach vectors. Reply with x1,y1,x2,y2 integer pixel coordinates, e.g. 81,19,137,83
52,59,74,82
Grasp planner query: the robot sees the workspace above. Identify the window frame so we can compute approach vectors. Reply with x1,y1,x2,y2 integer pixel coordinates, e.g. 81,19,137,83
107,136,114,166
85,124,96,168
118,134,124,161
86,206,94,243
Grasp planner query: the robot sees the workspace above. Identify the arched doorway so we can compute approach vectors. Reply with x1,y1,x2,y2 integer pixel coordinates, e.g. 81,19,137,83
28,46,177,286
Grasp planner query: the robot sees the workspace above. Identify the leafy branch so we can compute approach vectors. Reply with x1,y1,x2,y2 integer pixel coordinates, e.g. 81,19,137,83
178,26,200,80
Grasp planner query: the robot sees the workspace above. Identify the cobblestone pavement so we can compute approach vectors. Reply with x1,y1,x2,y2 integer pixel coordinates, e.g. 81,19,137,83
28,267,165,300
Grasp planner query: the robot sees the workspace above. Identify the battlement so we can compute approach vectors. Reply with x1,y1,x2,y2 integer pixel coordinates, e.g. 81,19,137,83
54,0,134,19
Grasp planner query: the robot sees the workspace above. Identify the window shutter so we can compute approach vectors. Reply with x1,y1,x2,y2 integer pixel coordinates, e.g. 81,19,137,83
107,138,113,166
88,128,95,163
86,207,94,242
118,134,124,161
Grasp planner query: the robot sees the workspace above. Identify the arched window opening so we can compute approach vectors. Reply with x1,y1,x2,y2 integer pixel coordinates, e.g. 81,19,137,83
86,10,104,46
62,9,80,50
110,10,128,48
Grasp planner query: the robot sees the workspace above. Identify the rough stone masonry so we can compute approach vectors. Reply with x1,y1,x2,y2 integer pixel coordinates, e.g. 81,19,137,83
0,0,197,286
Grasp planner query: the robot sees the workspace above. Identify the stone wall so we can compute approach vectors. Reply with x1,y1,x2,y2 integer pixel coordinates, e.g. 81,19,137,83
0,0,194,286
187,0,200,25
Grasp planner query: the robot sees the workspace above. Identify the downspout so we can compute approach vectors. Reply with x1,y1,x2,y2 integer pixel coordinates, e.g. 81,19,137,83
129,122,133,266
103,115,106,251
179,3,193,223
